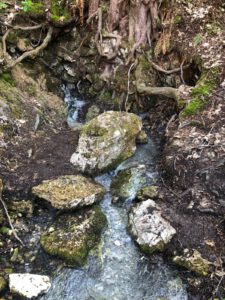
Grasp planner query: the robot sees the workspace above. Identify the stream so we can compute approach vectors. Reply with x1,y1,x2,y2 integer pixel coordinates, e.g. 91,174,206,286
40,88,187,300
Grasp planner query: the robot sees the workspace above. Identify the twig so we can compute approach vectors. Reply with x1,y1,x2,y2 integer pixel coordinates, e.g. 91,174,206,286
0,194,24,246
160,176,182,201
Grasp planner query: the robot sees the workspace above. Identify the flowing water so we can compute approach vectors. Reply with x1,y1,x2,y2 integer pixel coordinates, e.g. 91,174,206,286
62,84,87,128
41,90,187,300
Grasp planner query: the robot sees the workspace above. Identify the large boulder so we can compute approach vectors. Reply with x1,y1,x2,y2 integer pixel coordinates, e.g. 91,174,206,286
32,175,105,210
70,111,142,174
9,273,51,299
128,199,176,253
40,206,107,266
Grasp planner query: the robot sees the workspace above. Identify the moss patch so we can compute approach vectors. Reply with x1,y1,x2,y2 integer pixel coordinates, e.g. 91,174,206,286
180,67,219,117
0,276,7,293
40,206,107,266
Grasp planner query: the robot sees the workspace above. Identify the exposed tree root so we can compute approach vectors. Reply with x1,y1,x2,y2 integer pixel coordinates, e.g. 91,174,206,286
150,59,190,75
136,80,179,101
1,25,53,71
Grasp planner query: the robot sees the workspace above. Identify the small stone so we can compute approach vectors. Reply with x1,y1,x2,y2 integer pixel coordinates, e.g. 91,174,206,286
10,248,19,263
173,249,210,276
48,227,55,233
9,273,51,299
136,130,148,144
136,185,159,201
85,105,100,122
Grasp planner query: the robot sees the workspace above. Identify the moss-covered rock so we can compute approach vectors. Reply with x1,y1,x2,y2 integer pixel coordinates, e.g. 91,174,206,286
136,130,148,144
70,111,142,175
0,276,7,293
110,166,146,201
85,105,101,122
40,206,107,266
32,175,105,210
173,250,210,276
136,185,159,201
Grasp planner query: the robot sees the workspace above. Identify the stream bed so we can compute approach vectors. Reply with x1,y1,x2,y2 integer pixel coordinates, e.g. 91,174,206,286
40,88,187,300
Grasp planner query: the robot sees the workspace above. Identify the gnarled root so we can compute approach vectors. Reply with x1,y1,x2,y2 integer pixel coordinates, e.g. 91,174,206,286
136,80,180,101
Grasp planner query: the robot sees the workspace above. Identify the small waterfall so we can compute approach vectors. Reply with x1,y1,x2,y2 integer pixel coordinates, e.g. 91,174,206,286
61,84,87,128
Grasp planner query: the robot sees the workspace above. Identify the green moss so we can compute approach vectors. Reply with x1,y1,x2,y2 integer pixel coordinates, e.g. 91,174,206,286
180,67,219,117
111,167,146,200
51,0,71,22
0,80,23,119
173,250,209,276
140,240,165,254
40,206,107,266
0,73,15,86
0,276,7,293
26,84,37,96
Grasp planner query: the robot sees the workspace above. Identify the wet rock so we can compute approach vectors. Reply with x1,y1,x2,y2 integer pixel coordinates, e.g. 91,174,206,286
85,105,101,122
32,175,105,210
136,130,148,144
9,273,51,299
173,250,210,276
137,186,159,201
70,111,142,174
40,206,107,266
0,276,7,293
128,200,176,253
110,166,146,201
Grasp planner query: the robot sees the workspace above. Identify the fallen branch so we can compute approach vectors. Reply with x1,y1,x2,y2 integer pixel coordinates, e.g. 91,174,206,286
136,80,180,101
0,180,24,246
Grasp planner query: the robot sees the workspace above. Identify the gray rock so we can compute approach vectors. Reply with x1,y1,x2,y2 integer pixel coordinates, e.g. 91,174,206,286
32,175,105,210
70,111,142,175
128,199,176,253
9,273,51,299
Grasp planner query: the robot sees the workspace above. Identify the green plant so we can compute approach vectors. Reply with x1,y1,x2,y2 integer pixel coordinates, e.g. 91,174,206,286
193,33,203,46
21,0,33,12
0,2,8,10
